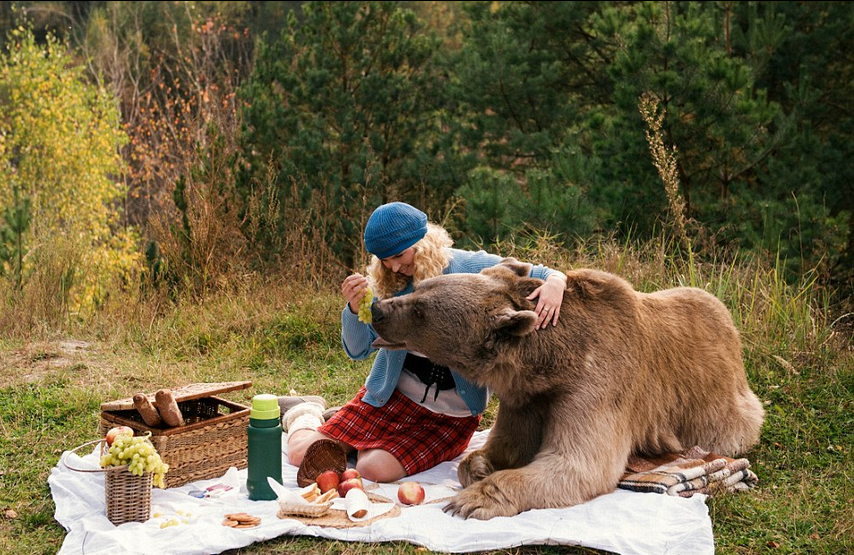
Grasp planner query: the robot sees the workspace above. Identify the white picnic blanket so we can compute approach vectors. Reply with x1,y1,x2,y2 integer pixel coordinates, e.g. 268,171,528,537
49,430,714,555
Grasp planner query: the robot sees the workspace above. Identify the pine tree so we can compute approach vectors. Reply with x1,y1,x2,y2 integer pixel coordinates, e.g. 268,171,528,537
239,1,444,266
447,1,605,244
0,183,31,291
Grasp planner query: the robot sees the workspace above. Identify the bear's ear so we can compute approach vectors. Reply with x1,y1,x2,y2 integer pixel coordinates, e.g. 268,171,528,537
482,258,533,279
497,257,533,277
565,269,615,298
490,307,538,337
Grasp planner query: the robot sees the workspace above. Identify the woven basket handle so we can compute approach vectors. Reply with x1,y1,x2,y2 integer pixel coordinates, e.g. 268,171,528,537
61,439,108,473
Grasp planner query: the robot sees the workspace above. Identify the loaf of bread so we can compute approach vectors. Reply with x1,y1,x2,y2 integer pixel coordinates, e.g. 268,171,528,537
133,393,164,427
154,389,185,427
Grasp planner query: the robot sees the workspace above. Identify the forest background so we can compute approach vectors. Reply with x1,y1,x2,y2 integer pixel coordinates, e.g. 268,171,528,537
0,2,852,555
0,1,853,311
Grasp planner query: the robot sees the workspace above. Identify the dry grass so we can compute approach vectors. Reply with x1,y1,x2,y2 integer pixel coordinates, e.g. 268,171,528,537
639,92,690,251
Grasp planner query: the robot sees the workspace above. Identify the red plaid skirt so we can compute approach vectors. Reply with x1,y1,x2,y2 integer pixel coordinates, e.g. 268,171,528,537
318,387,479,476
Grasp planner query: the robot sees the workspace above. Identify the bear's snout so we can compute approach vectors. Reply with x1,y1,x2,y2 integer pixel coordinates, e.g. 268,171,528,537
370,300,384,324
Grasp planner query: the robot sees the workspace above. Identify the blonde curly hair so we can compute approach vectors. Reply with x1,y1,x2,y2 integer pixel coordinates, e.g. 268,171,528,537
366,223,453,299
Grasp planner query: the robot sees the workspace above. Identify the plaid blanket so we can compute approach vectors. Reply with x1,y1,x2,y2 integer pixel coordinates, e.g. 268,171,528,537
618,446,758,497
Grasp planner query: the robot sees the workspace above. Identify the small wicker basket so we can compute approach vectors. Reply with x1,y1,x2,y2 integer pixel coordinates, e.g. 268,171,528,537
62,439,153,526
104,465,153,525
296,439,347,487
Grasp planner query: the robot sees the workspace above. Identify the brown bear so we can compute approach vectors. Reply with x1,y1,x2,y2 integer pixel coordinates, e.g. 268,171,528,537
370,259,764,520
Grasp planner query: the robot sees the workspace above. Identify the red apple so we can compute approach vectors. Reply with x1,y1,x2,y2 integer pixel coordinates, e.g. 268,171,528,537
341,468,361,482
105,426,134,447
315,469,340,494
337,477,364,498
397,481,425,505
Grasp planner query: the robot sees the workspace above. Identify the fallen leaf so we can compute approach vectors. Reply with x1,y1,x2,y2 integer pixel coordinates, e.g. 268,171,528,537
809,533,820,540
767,541,780,548
4,509,17,519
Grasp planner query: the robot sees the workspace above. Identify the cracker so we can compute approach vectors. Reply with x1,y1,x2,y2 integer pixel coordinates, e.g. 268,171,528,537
225,512,257,522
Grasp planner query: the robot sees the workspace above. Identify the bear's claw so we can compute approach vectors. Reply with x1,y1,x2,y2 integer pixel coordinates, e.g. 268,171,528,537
443,479,518,520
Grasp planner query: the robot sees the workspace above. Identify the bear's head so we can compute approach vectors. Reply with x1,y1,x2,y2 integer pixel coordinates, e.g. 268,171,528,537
371,259,544,382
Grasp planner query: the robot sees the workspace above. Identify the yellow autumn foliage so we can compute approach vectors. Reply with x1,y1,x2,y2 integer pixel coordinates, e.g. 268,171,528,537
0,27,142,314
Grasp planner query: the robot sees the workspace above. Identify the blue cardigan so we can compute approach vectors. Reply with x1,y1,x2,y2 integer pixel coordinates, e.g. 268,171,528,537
341,248,564,416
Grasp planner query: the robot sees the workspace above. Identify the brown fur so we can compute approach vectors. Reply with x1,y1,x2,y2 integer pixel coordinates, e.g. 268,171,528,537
370,259,765,519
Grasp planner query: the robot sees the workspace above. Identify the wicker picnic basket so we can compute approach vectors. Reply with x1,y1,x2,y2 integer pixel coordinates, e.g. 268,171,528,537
62,439,154,526
98,382,252,488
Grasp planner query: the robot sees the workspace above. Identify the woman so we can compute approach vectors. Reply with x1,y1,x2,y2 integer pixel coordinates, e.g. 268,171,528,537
284,202,567,483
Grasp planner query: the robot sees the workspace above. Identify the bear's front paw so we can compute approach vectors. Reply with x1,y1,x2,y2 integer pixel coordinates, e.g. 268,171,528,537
457,450,494,487
443,478,519,520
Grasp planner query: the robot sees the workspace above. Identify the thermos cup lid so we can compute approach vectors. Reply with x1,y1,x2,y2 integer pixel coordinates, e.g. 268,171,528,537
250,393,281,420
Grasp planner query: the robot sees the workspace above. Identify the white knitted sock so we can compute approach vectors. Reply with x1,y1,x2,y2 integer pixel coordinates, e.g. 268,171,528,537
284,402,325,435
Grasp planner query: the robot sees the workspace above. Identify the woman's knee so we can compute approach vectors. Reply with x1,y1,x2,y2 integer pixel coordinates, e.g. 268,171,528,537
356,449,406,483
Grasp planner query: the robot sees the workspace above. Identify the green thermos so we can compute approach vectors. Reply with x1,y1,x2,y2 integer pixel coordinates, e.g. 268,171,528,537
246,394,282,500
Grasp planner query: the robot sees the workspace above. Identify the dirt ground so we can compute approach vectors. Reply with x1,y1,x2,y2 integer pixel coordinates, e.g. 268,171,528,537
0,339,114,390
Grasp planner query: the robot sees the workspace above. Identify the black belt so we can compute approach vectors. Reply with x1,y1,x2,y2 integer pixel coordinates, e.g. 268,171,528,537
403,353,455,402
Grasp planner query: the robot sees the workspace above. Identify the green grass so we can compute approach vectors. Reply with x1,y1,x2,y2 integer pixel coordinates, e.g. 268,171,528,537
1,243,852,554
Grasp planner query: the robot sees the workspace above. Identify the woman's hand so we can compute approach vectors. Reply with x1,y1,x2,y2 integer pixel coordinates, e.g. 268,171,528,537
526,273,567,329
342,273,370,315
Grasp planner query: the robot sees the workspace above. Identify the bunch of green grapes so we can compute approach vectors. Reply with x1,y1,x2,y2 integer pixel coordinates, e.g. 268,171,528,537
358,285,374,324
100,433,170,488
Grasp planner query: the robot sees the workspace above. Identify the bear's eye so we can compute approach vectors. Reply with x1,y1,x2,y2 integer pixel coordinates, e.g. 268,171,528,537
413,299,425,319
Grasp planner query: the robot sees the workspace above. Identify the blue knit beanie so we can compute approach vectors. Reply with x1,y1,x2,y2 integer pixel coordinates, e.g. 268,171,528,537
363,202,428,259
